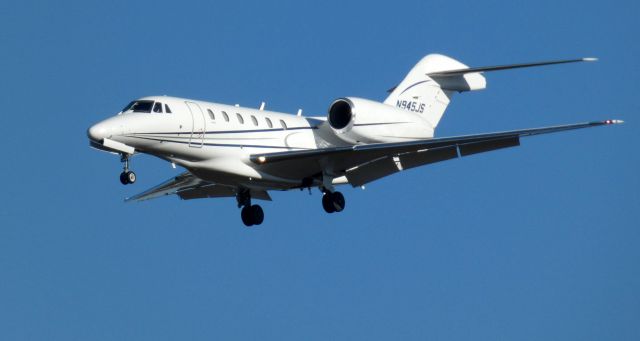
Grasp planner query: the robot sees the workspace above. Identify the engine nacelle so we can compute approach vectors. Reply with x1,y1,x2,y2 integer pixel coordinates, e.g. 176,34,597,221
327,97,433,144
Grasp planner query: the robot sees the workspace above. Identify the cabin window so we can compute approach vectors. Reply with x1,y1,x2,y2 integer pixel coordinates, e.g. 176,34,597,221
236,113,244,124
207,109,215,120
153,102,163,113
265,117,273,128
222,111,229,122
165,104,172,113
280,119,287,130
251,115,258,126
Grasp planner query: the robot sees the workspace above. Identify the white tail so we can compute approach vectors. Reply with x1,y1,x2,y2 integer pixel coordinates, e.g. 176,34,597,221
384,54,596,129
384,54,486,129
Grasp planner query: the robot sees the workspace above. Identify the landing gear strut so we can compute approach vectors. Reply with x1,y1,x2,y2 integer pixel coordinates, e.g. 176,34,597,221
119,154,136,185
237,190,264,227
322,190,346,213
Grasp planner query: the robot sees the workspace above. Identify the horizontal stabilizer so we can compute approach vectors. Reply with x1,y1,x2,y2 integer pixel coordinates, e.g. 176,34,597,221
427,58,597,77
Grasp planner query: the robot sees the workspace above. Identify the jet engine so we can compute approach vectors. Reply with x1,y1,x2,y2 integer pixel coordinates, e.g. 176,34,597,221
327,97,433,144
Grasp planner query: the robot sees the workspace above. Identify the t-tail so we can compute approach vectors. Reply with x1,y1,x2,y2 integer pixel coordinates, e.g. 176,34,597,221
384,54,596,129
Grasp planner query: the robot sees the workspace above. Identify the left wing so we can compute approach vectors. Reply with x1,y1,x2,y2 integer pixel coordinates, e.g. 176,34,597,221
125,171,272,202
251,120,623,186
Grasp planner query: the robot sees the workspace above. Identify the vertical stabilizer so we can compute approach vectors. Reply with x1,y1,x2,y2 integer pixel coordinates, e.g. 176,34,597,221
384,54,486,129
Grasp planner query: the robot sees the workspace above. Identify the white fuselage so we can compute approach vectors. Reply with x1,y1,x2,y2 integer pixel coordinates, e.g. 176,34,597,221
88,96,434,191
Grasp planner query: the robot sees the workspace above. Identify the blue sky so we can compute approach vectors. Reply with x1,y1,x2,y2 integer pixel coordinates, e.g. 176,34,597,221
1,0,638,340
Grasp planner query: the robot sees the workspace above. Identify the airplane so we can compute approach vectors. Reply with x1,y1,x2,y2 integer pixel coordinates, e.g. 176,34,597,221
87,53,622,227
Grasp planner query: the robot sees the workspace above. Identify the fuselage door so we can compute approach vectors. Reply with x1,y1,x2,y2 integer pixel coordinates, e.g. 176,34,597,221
185,101,206,148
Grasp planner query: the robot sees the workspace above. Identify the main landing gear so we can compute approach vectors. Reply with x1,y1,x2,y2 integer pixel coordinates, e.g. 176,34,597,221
321,190,346,213
237,190,264,227
119,154,136,185
234,187,346,226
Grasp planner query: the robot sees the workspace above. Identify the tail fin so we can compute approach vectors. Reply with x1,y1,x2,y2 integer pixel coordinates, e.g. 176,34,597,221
384,54,486,129
384,54,596,129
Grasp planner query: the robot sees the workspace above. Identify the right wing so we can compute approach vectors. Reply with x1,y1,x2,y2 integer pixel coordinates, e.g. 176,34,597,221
125,171,271,202
250,120,622,187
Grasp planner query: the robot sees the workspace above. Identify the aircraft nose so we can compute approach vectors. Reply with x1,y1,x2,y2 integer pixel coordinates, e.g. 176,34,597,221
87,122,109,142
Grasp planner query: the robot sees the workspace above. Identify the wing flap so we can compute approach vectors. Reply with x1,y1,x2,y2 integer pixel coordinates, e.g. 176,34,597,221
346,157,401,187
399,146,459,170
346,146,461,186
125,172,201,202
458,137,520,156
125,172,272,202
176,184,236,200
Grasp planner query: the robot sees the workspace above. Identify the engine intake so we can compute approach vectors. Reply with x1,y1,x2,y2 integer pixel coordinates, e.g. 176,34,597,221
328,99,353,130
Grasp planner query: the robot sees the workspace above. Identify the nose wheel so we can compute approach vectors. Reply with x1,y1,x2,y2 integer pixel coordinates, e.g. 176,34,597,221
120,170,136,185
119,154,136,185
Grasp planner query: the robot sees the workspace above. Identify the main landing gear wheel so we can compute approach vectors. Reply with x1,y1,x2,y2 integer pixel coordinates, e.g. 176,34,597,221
120,171,136,185
237,190,264,227
241,205,264,227
322,191,345,214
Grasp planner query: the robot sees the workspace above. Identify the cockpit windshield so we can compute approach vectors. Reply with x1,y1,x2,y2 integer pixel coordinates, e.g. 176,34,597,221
132,101,155,112
121,100,171,114
121,101,135,112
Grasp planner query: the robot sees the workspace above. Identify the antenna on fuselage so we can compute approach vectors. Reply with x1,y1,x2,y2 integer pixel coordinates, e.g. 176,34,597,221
297,109,303,116
259,102,265,111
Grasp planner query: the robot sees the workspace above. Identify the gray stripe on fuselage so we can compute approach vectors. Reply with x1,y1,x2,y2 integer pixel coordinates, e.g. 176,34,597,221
128,135,311,150
133,126,316,136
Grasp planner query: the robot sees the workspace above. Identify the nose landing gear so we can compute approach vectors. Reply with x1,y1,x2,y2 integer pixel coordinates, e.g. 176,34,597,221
119,154,136,185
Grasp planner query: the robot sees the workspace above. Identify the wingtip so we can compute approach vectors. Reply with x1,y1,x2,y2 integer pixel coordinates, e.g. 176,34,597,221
582,57,598,62
604,119,623,124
